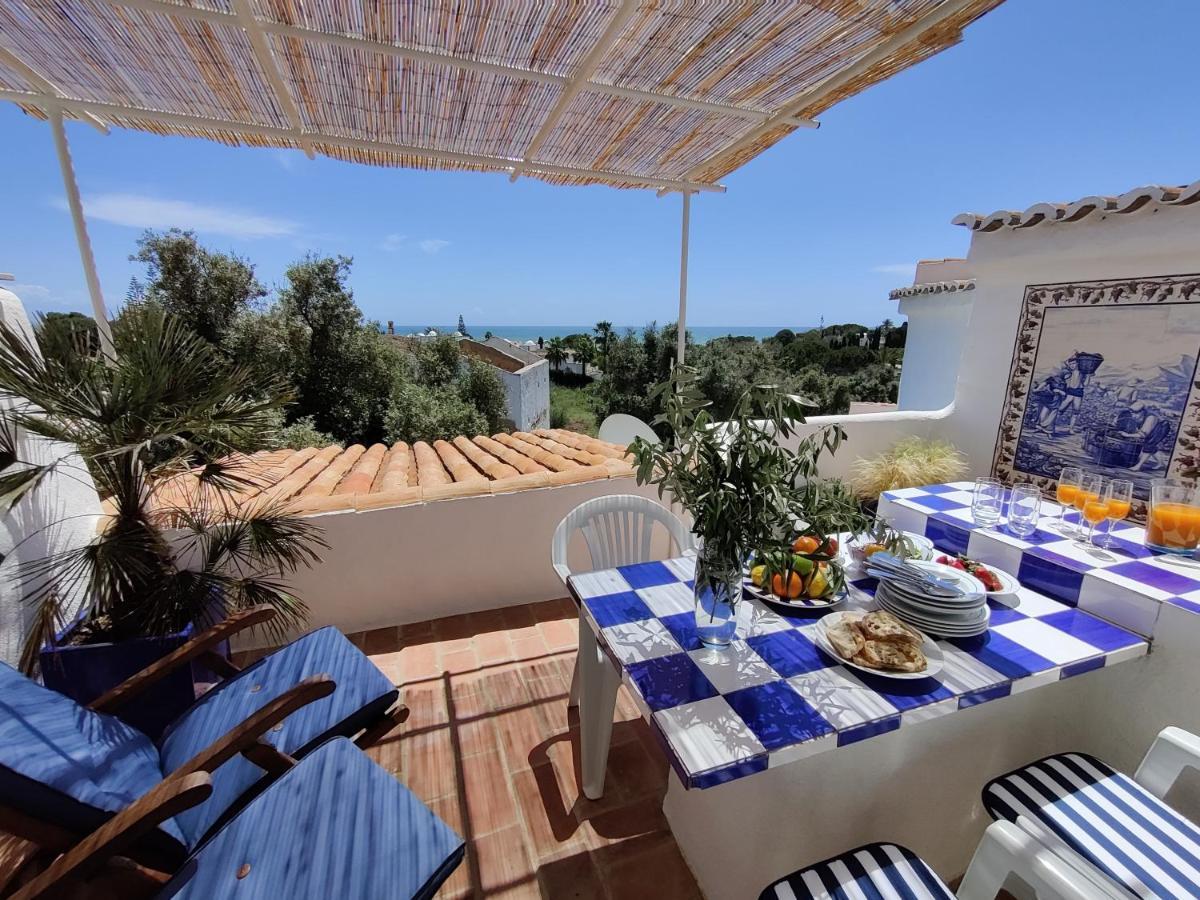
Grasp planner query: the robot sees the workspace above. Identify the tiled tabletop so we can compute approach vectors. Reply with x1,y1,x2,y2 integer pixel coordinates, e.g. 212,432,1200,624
879,481,1200,637
568,555,1147,791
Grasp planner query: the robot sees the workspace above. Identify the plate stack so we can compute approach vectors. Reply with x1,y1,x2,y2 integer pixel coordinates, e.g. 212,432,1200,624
868,557,990,639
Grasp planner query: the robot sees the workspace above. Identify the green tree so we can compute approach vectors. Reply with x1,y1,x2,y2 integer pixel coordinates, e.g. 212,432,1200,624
415,336,461,388
458,359,508,433
545,337,568,372
384,383,485,443
593,320,613,369
573,335,596,378
35,312,100,361
130,228,266,345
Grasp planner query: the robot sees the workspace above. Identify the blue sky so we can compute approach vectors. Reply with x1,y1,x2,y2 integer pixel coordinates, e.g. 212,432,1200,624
2,0,1197,329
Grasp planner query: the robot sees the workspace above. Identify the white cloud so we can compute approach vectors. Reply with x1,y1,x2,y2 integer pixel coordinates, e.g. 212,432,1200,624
6,282,51,300
871,262,917,276
418,239,450,255
381,233,406,252
4,282,81,311
62,192,300,240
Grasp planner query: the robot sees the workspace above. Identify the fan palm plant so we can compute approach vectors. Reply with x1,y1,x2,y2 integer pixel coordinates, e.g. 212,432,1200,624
0,305,325,672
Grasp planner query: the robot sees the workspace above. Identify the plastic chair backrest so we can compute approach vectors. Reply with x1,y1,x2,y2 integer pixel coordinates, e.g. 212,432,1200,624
551,494,693,584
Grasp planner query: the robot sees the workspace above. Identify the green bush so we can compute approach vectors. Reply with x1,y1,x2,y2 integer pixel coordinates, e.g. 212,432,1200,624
384,383,486,443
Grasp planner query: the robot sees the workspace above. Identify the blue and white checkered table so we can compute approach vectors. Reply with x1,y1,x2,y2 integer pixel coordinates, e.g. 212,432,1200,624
879,481,1200,637
568,554,1147,792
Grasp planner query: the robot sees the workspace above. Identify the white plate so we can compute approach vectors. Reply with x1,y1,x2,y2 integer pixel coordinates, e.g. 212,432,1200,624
931,557,1020,596
814,611,945,680
849,532,936,565
875,594,990,638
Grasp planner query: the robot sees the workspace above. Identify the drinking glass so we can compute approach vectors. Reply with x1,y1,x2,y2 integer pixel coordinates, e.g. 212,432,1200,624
1100,479,1133,549
1079,477,1110,548
1007,483,1041,538
1146,481,1200,555
1054,466,1083,536
972,477,1004,527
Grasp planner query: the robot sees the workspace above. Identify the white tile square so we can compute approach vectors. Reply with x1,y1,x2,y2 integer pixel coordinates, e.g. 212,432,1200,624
1035,538,1126,571
601,619,683,665
1087,566,1174,601
738,600,792,637
1077,574,1161,638
787,667,898,730
885,487,930,500
1005,588,1071,618
899,697,957,726
877,501,927,536
940,507,977,526
688,642,779,694
939,490,975,507
570,569,631,600
654,696,765,775
664,557,695,582
937,646,1006,694
637,581,694,618
967,530,1026,576
946,481,976,491
990,618,1102,665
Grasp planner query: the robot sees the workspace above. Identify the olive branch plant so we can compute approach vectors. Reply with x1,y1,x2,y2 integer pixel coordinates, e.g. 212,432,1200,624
0,306,327,673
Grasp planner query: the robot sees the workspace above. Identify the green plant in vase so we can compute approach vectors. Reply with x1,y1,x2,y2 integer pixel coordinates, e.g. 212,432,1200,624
631,367,866,647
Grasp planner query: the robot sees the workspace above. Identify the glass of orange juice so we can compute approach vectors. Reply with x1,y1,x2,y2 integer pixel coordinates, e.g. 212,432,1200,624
1077,474,1107,548
1147,481,1200,555
1054,466,1083,536
1099,479,1133,549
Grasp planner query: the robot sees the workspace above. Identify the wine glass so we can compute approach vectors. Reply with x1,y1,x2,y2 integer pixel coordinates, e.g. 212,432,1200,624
1101,479,1133,549
1077,475,1108,548
1054,466,1083,535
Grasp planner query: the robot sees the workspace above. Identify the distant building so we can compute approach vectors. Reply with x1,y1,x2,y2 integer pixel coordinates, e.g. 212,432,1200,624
458,339,550,431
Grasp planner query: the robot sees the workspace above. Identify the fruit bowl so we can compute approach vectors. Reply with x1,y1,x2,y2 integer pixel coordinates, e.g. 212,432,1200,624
747,535,846,610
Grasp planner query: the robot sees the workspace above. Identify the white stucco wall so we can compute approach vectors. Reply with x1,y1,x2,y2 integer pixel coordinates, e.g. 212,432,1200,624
504,358,549,431
896,289,974,410
0,288,102,667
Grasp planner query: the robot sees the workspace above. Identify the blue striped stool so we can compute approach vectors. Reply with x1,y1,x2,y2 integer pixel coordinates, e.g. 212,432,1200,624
758,842,953,899
984,751,1200,899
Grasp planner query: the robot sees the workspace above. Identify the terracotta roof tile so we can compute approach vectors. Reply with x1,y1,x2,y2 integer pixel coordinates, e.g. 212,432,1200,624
149,428,632,520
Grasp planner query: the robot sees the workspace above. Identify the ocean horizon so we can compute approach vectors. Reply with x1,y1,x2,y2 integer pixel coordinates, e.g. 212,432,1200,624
381,324,813,344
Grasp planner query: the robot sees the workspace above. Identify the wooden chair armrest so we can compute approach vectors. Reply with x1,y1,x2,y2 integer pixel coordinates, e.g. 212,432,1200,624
9,773,212,900
168,675,334,780
89,605,277,714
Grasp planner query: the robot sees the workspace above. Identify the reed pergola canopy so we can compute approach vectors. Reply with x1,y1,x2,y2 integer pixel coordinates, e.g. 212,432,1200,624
0,0,1003,193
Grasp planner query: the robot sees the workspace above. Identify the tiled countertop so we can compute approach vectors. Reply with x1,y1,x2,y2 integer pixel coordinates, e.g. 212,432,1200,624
568,556,1147,790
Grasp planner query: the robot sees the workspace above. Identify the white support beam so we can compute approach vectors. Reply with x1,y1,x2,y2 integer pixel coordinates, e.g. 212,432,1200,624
676,191,691,366
684,0,982,181
103,0,818,130
511,0,638,183
1,89,726,194
229,0,313,159
49,109,115,357
0,44,108,134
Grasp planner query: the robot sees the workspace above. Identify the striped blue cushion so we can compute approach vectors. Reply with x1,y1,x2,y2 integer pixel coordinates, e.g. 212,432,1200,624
984,752,1200,899
759,842,953,900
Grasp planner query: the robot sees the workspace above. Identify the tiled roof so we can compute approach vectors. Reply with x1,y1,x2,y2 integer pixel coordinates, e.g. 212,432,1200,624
146,429,634,520
888,279,975,300
952,180,1200,232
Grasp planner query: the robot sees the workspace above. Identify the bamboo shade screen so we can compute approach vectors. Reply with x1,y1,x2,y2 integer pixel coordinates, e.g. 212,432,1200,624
0,0,1002,190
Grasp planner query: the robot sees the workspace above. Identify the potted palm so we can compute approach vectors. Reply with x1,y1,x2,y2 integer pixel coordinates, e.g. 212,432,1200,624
631,367,866,647
0,306,325,737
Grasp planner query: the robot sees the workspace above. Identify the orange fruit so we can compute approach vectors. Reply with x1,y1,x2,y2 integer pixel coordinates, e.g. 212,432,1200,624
772,572,804,599
792,535,820,554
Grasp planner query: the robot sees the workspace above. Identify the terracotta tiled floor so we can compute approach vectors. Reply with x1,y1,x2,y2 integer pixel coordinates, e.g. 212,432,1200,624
347,598,702,900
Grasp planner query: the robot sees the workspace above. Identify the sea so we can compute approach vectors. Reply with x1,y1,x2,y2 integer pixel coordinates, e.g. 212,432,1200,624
383,324,810,344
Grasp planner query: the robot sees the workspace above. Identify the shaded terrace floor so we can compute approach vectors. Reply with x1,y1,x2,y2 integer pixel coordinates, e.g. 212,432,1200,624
342,599,701,899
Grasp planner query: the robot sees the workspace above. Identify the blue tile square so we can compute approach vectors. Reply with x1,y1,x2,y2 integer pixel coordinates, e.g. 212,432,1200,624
1012,526,1068,547
658,612,705,652
746,630,835,678
1169,596,1200,616
691,755,769,789
837,715,900,747
985,601,1027,627
618,561,678,590
1106,560,1200,595
1103,536,1155,560
625,653,717,712
920,484,961,495
1017,552,1085,606
949,631,1055,679
584,591,654,628
926,515,971,555
725,680,833,750
915,494,968,513
1060,656,1105,679
1038,610,1142,652
852,673,954,711
958,683,1011,708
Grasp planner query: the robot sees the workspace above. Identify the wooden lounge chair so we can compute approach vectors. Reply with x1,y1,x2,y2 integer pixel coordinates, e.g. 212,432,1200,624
0,609,407,869
9,737,464,900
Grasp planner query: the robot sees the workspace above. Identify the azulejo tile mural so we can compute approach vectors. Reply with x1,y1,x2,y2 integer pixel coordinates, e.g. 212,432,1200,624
993,273,1200,520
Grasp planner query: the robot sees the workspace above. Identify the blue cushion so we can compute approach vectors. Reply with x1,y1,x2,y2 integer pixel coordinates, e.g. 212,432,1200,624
759,842,952,899
159,738,464,900
0,663,186,862
158,627,398,845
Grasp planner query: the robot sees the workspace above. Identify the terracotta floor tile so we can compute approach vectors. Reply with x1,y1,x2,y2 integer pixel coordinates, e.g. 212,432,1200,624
472,825,537,896
471,606,509,633
536,850,606,900
402,679,450,731
401,618,435,641
494,706,549,774
502,603,538,629
434,612,478,641
530,599,567,622
483,666,532,713
538,618,578,651
462,750,519,836
511,764,587,863
511,633,549,660
577,795,669,849
361,625,401,654
400,727,459,802
605,735,668,802
476,629,515,665
441,647,480,675
400,641,441,682
593,832,702,900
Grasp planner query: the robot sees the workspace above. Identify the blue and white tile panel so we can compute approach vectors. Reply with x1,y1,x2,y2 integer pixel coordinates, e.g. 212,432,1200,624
878,481,1200,637
569,557,1147,791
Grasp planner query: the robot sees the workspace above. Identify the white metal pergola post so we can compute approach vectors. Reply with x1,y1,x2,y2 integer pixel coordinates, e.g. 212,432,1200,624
49,108,115,357
676,190,691,366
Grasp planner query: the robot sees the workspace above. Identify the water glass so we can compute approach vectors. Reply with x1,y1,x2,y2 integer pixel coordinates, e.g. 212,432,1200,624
972,477,1004,526
1007,484,1041,537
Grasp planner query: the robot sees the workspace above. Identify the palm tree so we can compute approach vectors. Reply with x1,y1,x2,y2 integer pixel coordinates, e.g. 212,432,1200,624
594,320,613,370
0,305,325,671
574,335,596,378
545,337,568,372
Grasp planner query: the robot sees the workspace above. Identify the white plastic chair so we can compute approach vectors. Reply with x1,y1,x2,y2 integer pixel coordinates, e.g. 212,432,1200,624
552,494,694,707
597,413,659,447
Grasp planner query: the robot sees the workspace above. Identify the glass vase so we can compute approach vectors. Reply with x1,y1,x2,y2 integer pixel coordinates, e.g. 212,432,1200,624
693,544,743,648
